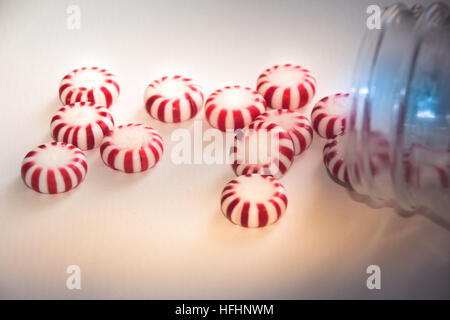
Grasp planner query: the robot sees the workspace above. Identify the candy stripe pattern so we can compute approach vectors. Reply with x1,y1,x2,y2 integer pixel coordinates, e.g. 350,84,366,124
323,135,350,186
144,75,204,123
205,86,266,132
59,67,120,108
21,142,88,194
323,132,391,186
100,124,163,173
405,164,450,189
367,131,390,177
220,174,288,228
257,64,316,110
231,120,294,179
311,93,350,139
404,144,449,189
50,102,115,150
255,109,313,156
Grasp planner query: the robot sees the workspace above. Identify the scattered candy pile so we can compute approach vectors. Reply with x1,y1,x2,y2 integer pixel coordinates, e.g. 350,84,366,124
21,64,350,228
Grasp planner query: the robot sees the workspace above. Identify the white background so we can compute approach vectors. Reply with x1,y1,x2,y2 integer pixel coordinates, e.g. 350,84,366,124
0,0,448,299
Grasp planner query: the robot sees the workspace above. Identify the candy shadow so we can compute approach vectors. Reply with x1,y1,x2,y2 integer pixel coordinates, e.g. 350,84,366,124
129,105,199,138
87,157,155,191
1,177,74,215
206,208,276,247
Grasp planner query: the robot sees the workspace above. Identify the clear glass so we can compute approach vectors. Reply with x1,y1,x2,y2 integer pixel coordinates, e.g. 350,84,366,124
345,2,450,228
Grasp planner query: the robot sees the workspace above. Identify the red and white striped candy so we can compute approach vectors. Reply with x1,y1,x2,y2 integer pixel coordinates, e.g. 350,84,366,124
404,144,449,189
311,93,350,139
59,67,120,108
255,109,313,156
21,142,88,194
323,131,391,186
100,123,163,173
367,131,390,177
144,75,204,123
257,64,316,110
405,164,449,189
50,102,114,150
205,86,266,132
220,174,288,228
323,134,350,186
231,120,295,179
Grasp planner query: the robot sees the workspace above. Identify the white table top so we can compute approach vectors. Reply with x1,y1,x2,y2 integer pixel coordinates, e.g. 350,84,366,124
0,0,448,299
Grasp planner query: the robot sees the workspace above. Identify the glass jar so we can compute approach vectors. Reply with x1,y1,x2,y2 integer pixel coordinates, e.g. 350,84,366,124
344,2,450,227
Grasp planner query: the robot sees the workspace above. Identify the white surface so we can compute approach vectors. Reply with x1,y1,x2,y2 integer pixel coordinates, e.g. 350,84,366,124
221,174,287,228
0,0,448,299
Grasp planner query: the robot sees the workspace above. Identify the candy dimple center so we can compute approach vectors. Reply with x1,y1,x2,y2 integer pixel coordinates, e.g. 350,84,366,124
112,127,150,149
267,113,297,131
269,68,305,87
62,106,98,126
157,80,187,99
72,70,104,88
216,88,254,110
325,97,350,116
33,146,75,168
234,176,276,202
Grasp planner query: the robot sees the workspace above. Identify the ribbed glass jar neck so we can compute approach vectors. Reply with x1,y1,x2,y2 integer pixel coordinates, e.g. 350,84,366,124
345,2,450,224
